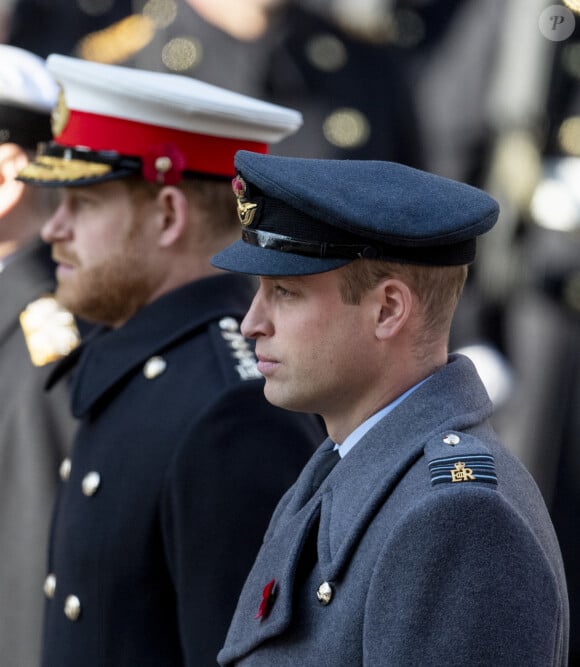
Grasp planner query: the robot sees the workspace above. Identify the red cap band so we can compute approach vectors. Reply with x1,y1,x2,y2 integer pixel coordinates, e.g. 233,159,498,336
57,110,268,177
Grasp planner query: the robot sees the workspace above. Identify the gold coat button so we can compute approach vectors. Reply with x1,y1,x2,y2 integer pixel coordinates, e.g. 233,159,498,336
64,595,81,621
316,581,333,605
43,573,56,599
59,457,71,481
143,356,167,379
82,471,101,496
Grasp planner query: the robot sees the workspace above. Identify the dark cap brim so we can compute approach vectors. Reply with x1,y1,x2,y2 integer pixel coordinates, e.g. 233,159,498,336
211,239,351,276
17,154,137,187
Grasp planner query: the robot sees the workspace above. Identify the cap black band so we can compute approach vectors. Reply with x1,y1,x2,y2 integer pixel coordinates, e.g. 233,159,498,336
40,142,142,173
242,226,476,266
242,228,380,259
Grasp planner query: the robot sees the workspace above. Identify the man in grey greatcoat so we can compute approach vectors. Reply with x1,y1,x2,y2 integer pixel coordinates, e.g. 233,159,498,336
211,151,569,666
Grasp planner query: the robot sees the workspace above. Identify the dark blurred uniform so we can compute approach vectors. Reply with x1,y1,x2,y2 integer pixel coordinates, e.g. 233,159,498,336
262,2,424,166
8,0,424,167
0,45,81,667
122,0,424,167
7,0,134,58
395,0,508,184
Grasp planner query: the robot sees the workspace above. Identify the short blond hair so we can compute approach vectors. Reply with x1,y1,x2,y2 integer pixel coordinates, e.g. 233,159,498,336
124,176,237,237
339,259,468,357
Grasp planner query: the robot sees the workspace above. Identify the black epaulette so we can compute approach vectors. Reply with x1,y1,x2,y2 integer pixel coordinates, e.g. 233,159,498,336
209,316,262,383
424,431,498,488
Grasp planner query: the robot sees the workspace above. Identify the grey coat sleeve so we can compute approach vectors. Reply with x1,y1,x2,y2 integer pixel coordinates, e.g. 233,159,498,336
364,487,566,666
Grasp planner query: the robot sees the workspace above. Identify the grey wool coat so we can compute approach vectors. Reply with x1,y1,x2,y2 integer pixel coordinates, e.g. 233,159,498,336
218,354,569,666
0,239,80,667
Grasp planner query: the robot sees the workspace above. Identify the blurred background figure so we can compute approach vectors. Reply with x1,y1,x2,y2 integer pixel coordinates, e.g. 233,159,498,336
471,1,580,661
0,0,15,42
7,0,134,57
6,0,425,167
123,0,424,166
0,44,81,667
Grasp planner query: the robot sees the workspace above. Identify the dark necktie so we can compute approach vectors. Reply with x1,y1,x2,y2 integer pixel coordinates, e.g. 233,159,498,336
309,446,341,496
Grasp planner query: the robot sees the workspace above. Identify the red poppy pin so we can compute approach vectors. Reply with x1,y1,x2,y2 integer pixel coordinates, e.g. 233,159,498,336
142,142,187,185
255,579,277,620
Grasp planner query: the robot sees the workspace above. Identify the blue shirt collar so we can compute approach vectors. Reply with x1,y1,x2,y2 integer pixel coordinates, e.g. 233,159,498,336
334,378,428,458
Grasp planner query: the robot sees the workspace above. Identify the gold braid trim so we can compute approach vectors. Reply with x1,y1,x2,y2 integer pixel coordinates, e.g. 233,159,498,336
19,155,112,182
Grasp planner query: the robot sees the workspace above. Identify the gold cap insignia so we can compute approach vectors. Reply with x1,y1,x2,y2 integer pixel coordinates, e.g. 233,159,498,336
232,175,258,227
19,295,81,366
18,155,112,183
51,88,70,138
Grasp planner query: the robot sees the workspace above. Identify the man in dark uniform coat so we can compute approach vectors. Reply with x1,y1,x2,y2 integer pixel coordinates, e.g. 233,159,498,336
18,55,323,666
0,45,81,667
211,151,570,666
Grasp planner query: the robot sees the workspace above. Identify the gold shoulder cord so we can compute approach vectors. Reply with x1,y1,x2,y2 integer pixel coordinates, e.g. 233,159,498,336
19,295,81,366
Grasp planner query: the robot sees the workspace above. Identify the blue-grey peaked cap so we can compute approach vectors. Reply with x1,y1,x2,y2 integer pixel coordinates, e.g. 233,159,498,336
211,151,500,276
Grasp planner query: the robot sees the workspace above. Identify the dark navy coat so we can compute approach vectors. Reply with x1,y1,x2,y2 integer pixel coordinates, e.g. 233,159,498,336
41,273,323,667
0,239,80,667
219,354,569,666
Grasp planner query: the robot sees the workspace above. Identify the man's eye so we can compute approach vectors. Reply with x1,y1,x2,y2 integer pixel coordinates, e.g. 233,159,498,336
70,194,95,210
274,285,292,297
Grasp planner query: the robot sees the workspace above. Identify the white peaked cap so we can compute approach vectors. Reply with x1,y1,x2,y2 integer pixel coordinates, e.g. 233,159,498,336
0,45,57,148
0,45,58,111
18,54,303,184
46,54,303,144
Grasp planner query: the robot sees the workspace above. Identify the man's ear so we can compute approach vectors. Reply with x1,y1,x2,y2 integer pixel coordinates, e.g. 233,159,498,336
154,186,189,248
374,278,414,340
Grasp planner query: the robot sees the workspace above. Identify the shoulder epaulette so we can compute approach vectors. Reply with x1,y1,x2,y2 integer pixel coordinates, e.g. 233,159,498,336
212,316,262,382
19,294,81,367
424,431,498,488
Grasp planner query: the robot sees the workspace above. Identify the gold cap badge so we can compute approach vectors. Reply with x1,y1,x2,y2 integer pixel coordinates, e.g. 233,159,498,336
51,87,70,138
232,175,258,227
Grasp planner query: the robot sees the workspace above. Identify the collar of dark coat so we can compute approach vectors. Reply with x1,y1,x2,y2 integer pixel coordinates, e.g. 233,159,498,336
47,273,257,417
218,354,494,664
0,239,56,341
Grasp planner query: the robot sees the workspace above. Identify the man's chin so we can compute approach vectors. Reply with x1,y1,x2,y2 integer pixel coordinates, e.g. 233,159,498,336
54,288,95,323
263,385,309,414
54,287,76,312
